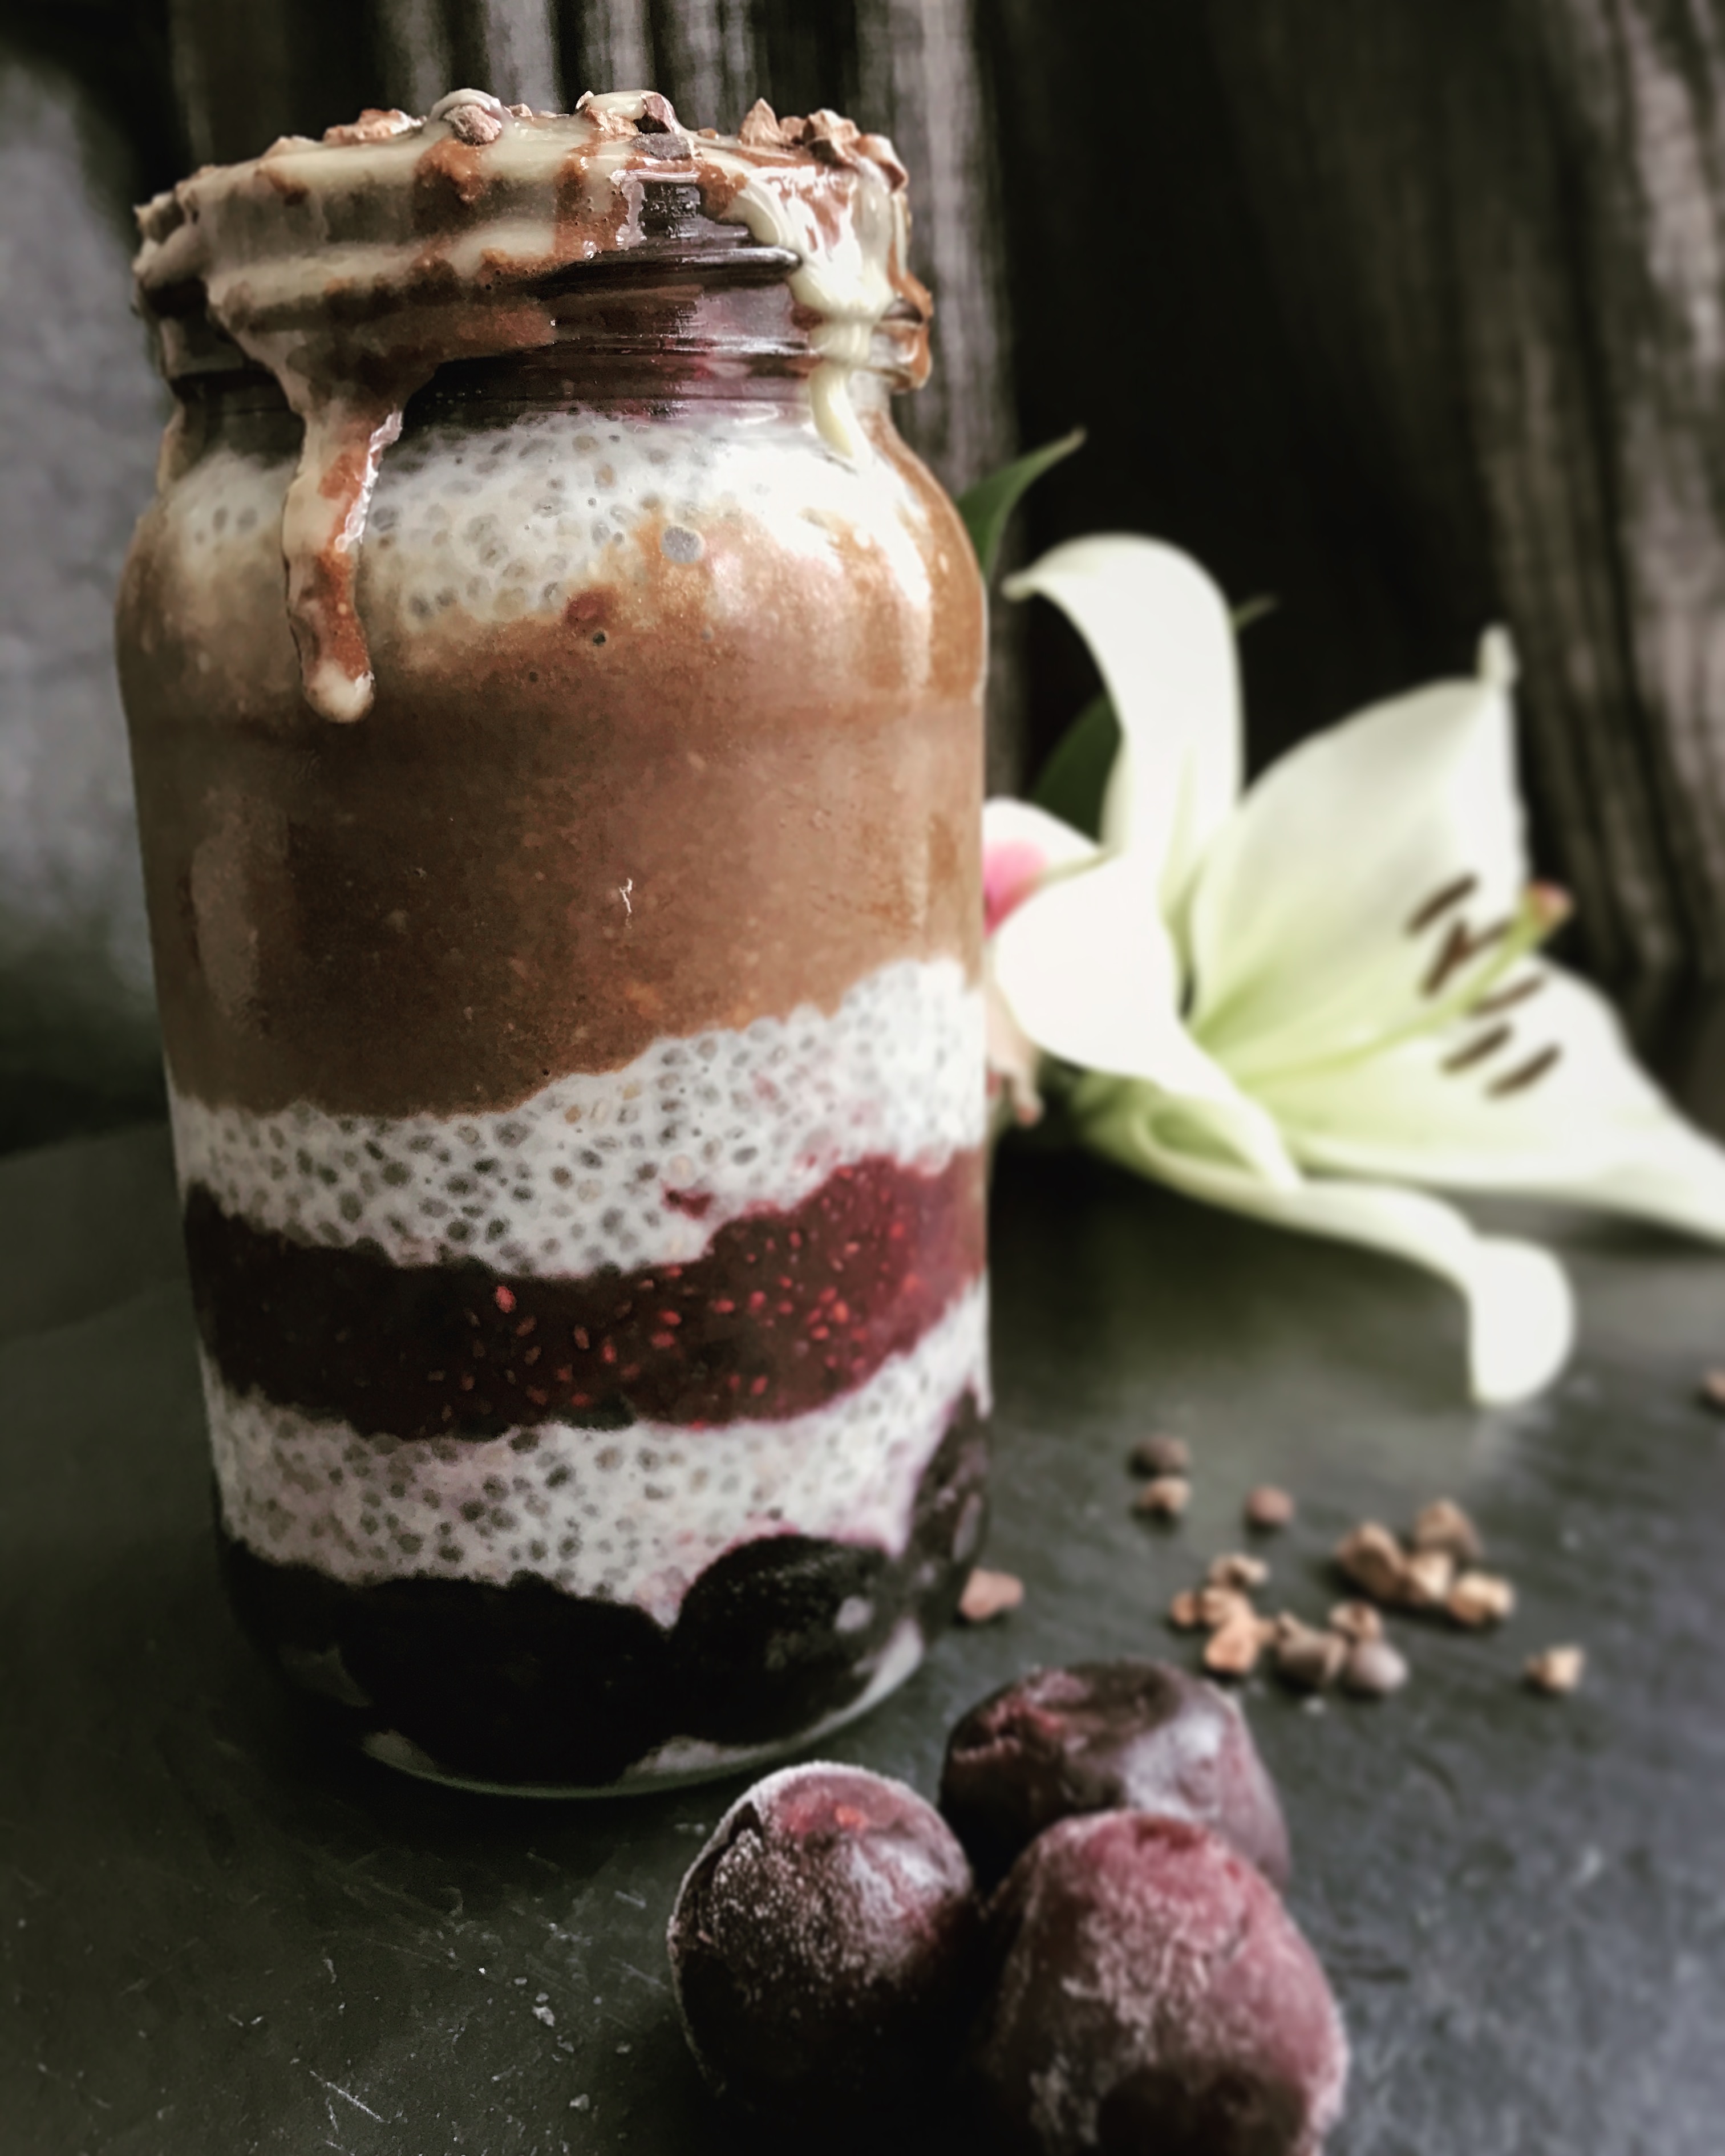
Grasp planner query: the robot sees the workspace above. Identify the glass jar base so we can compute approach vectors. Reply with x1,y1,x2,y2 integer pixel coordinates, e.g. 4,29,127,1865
217,1392,989,1798
354,1617,929,1799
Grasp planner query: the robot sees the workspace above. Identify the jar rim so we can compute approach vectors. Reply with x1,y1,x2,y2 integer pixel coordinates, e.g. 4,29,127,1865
132,90,932,723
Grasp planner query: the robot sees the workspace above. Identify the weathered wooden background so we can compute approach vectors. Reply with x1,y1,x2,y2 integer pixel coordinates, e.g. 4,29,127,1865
7,0,1725,1140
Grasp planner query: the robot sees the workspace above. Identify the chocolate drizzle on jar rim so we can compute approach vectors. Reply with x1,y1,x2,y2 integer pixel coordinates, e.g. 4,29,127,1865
131,90,932,723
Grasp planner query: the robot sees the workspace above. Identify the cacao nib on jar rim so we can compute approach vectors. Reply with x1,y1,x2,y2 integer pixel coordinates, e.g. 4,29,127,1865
117,88,989,1794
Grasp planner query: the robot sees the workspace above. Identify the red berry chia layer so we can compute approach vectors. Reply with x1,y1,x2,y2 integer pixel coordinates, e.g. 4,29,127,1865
184,1149,984,1438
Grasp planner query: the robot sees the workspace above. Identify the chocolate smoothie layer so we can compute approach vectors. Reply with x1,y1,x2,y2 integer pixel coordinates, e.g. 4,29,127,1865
121,403,982,1117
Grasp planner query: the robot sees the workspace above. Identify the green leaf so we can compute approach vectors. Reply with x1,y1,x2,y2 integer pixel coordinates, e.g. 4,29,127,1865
957,428,1086,582
1029,691,1118,840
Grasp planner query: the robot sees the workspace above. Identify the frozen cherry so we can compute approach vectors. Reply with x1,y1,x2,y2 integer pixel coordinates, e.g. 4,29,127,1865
667,1762,980,2129
970,1812,1347,2155
940,1659,1290,1889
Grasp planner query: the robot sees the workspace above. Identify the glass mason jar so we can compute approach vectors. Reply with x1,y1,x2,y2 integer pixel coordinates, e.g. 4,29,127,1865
117,99,989,1793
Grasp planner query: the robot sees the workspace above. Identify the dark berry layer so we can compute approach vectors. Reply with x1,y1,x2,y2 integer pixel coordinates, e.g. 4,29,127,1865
185,1148,983,1438
219,1393,989,1788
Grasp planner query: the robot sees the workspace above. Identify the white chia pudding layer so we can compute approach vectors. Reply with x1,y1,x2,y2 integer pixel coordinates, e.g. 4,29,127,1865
157,403,942,651
169,957,984,1279
205,1278,990,1628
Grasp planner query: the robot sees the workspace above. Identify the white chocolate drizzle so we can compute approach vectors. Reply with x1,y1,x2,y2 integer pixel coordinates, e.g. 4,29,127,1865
132,90,928,723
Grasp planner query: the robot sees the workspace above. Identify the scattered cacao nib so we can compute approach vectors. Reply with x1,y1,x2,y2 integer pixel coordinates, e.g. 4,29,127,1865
322,107,416,145
793,108,875,169
1447,1571,1516,1628
958,1569,1025,1625
1399,1548,1456,1611
1333,1522,1408,1603
455,107,504,144
1135,1474,1191,1519
1169,1584,1256,1634
1327,1600,1383,1644
1524,1645,1585,1695
1698,1368,1725,1413
1208,1551,1270,1592
1129,1433,1191,1477
1204,1613,1273,1679
1272,1616,1347,1693
1410,1498,1484,1564
1245,1484,1296,1531
738,97,788,149
1341,1638,1409,1698
441,98,504,145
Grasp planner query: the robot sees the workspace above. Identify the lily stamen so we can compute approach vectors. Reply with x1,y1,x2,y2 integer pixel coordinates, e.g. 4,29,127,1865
1442,1024,1512,1073
1526,882,1574,931
1242,882,1572,1093
1406,873,1480,935
1488,1044,1562,1097
1419,881,1569,1006
1416,883,1571,1038
1422,915,1510,998
1469,973,1546,1018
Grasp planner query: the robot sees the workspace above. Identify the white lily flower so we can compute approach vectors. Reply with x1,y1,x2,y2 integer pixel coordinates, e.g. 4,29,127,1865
983,798,1099,1133
988,536,1725,1404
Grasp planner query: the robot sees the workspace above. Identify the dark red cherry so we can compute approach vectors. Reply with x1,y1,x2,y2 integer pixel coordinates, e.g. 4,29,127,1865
667,1762,980,2131
940,1659,1290,1889
970,1811,1347,2155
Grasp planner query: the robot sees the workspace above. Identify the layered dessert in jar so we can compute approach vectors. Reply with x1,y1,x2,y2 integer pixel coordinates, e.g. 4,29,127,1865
116,88,989,1792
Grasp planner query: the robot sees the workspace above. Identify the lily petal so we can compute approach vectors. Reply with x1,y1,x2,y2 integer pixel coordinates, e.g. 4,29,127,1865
983,797,1099,933
982,796,1100,866
1004,537,1241,919
986,982,1045,1132
1076,1076,1575,1404
1260,959,1725,1218
1528,1107,1725,1244
993,856,1297,1186
1191,649,1526,1080
982,803,1100,1129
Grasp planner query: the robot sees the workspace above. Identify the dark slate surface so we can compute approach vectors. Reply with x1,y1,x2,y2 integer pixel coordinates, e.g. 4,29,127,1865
5,1123,1725,2155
